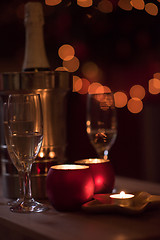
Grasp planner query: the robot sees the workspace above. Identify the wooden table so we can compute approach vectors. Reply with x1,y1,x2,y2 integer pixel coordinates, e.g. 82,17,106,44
0,176,160,240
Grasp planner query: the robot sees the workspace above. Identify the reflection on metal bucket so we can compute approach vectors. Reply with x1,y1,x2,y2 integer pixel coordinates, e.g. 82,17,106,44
0,71,72,199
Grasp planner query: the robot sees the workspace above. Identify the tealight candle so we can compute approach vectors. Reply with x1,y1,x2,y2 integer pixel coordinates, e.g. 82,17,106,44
75,158,115,194
46,164,94,211
110,191,134,206
110,191,134,199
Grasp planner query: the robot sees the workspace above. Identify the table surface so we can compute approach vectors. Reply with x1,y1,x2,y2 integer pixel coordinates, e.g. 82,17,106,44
0,176,160,240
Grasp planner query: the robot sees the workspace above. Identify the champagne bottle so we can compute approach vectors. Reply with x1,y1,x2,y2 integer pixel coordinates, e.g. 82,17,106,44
22,2,50,71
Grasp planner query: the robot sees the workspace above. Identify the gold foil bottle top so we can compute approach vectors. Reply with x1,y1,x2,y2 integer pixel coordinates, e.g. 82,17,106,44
24,2,44,25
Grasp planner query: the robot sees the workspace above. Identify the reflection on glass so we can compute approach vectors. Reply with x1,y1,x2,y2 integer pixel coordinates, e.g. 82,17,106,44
86,92,117,159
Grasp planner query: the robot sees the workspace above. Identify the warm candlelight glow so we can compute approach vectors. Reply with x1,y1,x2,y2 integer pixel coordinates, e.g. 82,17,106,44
39,151,44,158
77,158,109,164
51,164,89,170
110,191,134,199
49,151,55,158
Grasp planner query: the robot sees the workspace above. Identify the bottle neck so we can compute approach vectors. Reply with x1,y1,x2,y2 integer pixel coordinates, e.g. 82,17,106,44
22,23,50,71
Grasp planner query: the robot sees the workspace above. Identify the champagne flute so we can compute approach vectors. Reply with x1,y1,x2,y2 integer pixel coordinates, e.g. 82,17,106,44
6,93,48,213
3,103,24,206
86,92,117,160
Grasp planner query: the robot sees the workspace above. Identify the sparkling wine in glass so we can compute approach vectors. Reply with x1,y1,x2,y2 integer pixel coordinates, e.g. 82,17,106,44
6,93,48,213
3,103,24,206
86,92,117,160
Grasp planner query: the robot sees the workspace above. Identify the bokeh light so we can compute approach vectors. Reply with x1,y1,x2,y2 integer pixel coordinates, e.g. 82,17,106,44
88,82,103,94
114,91,128,108
129,85,145,100
149,78,160,94
39,151,44,158
58,44,75,61
96,85,111,94
63,56,80,72
118,0,133,11
55,67,68,71
73,75,83,92
78,78,90,94
153,72,160,79
130,0,145,10
127,98,143,114
81,62,99,79
45,0,62,6
145,3,158,16
49,151,55,158
97,0,113,13
77,0,93,7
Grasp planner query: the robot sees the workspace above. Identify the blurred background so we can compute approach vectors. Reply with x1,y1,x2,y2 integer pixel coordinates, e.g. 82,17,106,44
1,0,160,183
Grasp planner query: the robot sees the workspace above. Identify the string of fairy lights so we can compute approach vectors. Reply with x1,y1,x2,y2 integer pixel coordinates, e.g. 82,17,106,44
55,43,160,114
45,0,160,16
44,0,160,114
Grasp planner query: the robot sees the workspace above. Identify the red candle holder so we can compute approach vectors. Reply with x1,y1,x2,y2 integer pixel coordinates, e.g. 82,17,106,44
75,159,115,194
46,164,94,211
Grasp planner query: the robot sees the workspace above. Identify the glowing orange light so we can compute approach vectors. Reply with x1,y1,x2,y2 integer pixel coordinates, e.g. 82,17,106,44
45,0,62,6
88,83,103,94
114,92,128,108
129,85,145,100
39,152,44,158
130,0,145,10
58,44,75,61
77,0,93,7
86,127,91,134
55,67,68,71
153,72,160,79
97,0,113,13
118,0,133,11
95,85,111,94
82,62,99,79
63,57,80,73
86,120,91,126
49,151,55,158
73,76,83,92
145,3,158,16
51,164,89,170
149,78,160,94
78,78,90,94
127,98,143,114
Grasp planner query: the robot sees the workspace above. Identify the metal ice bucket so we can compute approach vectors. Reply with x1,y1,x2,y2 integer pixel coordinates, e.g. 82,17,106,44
0,71,72,199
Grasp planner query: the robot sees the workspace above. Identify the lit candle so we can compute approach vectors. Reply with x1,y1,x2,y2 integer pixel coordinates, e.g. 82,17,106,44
110,191,134,206
75,158,115,194
46,164,94,211
110,191,134,199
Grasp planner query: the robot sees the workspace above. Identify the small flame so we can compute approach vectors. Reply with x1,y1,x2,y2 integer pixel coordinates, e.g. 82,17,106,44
119,191,126,198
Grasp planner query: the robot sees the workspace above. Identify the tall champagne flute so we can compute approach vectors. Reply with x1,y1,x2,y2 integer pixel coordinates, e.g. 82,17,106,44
6,93,48,213
86,92,117,160
3,103,24,206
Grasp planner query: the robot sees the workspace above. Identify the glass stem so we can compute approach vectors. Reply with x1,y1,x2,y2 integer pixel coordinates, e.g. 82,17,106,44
23,165,33,202
18,171,24,199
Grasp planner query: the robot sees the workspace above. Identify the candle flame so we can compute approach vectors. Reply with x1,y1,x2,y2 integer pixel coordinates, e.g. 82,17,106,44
119,191,126,198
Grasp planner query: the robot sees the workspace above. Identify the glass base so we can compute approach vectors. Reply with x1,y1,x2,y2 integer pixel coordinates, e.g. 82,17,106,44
10,198,49,213
8,198,23,206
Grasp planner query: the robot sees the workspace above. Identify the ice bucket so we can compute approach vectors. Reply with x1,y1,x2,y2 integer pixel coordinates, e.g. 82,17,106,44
0,71,72,199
